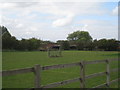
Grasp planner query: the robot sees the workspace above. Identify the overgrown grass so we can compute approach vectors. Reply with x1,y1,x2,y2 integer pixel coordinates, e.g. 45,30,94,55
2,51,119,88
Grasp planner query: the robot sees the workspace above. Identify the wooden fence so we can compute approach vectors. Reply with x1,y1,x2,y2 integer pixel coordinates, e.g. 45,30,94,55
0,58,120,88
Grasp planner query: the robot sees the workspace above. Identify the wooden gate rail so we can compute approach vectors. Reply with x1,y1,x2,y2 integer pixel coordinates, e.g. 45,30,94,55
93,78,120,88
85,72,106,79
42,62,80,70
42,77,80,88
1,67,34,76
0,58,119,88
84,58,118,65
41,68,120,88
41,58,118,71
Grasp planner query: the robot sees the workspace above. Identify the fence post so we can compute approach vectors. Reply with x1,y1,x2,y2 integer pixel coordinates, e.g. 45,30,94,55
80,61,85,88
106,59,110,87
48,49,50,57
34,64,41,88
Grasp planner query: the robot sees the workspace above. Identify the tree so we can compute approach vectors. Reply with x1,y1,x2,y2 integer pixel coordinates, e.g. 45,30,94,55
67,31,92,50
10,36,19,50
97,39,119,51
27,38,41,51
0,26,11,37
106,39,119,51
17,39,29,51
1,26,12,49
1,26,19,50
57,40,70,50
67,31,92,42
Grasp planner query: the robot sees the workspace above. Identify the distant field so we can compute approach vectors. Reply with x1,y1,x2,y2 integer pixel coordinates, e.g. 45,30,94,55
2,51,119,88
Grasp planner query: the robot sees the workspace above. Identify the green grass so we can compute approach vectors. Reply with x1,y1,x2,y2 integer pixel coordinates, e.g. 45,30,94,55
2,51,119,88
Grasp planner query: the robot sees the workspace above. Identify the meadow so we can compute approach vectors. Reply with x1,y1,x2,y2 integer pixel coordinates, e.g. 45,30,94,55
2,51,119,88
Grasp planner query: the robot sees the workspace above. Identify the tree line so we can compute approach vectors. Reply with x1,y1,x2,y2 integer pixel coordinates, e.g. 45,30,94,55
1,26,42,51
1,26,119,51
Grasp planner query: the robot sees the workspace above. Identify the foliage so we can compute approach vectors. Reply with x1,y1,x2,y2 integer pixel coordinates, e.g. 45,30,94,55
67,31,92,42
97,39,119,51
67,31,119,51
1,26,19,50
67,31,93,50
57,40,70,50
1,26,42,51
1,26,120,51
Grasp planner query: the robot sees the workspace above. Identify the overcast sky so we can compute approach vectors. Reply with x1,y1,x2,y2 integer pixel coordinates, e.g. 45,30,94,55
0,1,119,42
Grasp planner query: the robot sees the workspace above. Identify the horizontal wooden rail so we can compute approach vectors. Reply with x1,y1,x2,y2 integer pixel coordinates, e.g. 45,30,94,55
42,78,120,88
108,58,119,62
93,78,120,88
110,68,120,73
85,58,118,65
0,67,34,76
85,60,106,65
42,62,80,70
42,71,119,88
0,58,119,88
41,58,119,70
1,59,118,76
85,72,106,79
42,77,80,88
93,83,107,88
109,78,120,85
28,78,120,89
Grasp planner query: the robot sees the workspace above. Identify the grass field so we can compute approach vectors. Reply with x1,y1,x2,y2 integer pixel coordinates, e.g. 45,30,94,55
2,51,119,88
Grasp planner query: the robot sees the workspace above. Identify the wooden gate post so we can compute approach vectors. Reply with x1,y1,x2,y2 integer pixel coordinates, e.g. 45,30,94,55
48,49,50,57
80,61,85,88
59,46,62,57
106,59,110,87
34,64,41,88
